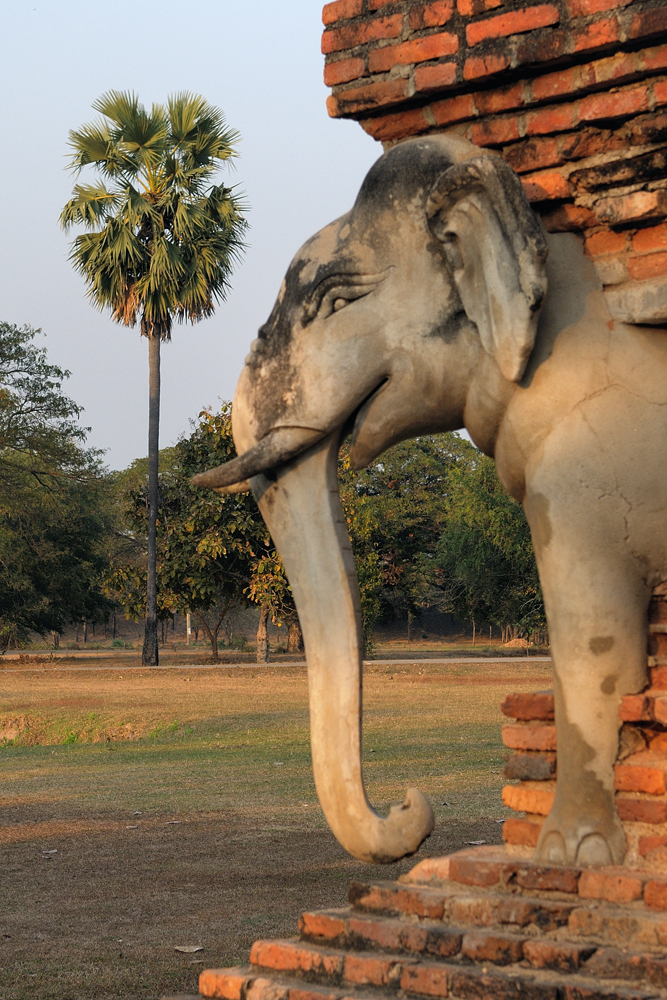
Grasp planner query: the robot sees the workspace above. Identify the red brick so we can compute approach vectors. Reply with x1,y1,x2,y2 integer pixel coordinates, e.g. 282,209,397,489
522,169,572,203
645,880,667,911
540,203,596,232
199,968,249,1000
327,78,408,116
630,224,667,256
649,631,667,657
579,86,650,123
651,665,667,690
409,1,455,30
618,693,650,721
348,881,446,920
561,127,618,160
531,67,581,102
629,250,667,281
448,853,502,888
639,835,667,857
369,34,459,73
628,8,667,44
497,896,575,930
457,0,502,13
654,694,667,724
567,0,632,15
501,691,554,721
585,229,628,256
616,797,667,824
595,191,667,225
506,862,580,894
589,51,637,87
324,57,366,86
571,16,620,53
299,912,346,941
502,723,557,751
322,15,403,54
347,916,401,951
430,92,476,126
472,117,521,146
250,941,341,977
322,0,363,25
368,0,401,7
578,870,644,904
516,27,569,65
246,980,288,1000
415,63,457,92
467,5,559,46
643,44,667,73
504,138,562,174
400,963,449,997
649,732,667,753
526,104,578,136
360,107,430,140
650,595,667,621
475,82,526,116
463,53,510,80
615,761,667,795
502,817,542,847
344,953,402,986
655,81,667,107
523,940,595,971
461,931,524,965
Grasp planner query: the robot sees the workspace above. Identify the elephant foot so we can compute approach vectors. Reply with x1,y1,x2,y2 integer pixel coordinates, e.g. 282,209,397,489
535,811,626,867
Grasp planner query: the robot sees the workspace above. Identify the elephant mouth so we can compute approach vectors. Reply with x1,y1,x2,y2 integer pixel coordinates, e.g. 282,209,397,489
192,379,390,493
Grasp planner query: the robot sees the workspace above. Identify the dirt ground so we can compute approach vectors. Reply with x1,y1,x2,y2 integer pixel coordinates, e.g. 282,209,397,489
0,660,551,1000
0,811,507,1000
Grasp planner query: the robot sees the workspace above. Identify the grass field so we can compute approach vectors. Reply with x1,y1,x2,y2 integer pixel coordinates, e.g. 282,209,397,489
0,659,551,1000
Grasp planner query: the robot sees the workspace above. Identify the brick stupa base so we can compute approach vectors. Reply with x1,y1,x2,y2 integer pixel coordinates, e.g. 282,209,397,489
197,846,667,1000
189,590,667,1000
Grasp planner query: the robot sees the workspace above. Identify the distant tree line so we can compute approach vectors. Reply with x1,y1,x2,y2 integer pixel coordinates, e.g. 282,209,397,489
0,322,546,657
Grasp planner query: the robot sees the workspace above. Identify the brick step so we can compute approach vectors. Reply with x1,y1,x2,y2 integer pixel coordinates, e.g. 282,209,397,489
298,908,667,987
199,964,394,1000
199,951,666,999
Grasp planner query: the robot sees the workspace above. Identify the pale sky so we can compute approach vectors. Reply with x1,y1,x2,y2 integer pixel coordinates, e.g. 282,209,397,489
0,1,379,469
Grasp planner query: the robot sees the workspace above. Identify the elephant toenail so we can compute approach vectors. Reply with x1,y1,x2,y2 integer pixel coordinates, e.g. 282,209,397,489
575,833,613,867
538,830,566,864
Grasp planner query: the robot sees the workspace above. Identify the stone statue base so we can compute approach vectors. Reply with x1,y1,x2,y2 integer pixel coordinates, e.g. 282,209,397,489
197,844,667,999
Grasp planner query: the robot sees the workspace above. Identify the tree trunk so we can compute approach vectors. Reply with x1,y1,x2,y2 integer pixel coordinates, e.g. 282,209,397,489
287,619,303,654
142,334,160,667
257,604,269,663
83,619,88,644
112,614,116,640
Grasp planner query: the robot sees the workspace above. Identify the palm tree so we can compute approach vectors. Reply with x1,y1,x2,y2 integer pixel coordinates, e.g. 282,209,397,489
61,91,247,665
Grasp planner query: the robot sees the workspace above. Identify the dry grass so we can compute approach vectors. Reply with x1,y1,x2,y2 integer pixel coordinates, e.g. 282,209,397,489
0,660,551,1000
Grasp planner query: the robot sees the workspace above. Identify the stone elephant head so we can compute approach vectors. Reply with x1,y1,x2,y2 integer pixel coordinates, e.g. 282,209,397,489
194,135,667,868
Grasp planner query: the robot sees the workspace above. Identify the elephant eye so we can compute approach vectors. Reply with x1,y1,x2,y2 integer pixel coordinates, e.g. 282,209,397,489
333,297,348,312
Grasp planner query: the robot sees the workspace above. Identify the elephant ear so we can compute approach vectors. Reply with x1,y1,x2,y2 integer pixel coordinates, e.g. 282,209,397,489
427,155,548,383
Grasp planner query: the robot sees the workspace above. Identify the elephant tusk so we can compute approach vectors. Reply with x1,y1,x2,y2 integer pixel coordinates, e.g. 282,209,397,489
191,426,325,490
212,479,251,495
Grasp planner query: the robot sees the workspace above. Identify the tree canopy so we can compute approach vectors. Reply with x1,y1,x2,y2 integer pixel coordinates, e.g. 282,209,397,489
0,323,111,648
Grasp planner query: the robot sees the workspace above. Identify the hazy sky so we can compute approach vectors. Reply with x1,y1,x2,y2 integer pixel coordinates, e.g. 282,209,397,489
0,1,379,469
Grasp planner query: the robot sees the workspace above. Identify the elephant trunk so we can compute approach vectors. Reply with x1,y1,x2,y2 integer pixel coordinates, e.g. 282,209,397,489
251,434,434,863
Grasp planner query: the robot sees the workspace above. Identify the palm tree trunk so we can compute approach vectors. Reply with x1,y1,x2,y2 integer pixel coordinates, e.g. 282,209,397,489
142,333,160,666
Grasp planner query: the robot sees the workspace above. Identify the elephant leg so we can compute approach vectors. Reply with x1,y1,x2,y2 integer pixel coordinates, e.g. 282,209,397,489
528,529,649,867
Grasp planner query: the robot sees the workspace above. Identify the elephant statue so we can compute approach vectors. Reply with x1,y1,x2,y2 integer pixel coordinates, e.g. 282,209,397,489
193,134,667,869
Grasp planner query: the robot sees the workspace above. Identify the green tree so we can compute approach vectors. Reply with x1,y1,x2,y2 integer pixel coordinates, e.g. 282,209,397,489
430,447,545,639
0,322,111,648
338,434,468,646
105,406,287,662
60,90,248,666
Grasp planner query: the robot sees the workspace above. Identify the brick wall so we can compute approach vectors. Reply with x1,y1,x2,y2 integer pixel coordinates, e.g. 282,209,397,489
321,0,667,324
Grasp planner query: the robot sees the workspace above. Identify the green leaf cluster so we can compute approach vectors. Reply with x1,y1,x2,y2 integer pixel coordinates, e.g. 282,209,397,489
0,323,112,646
60,91,248,339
